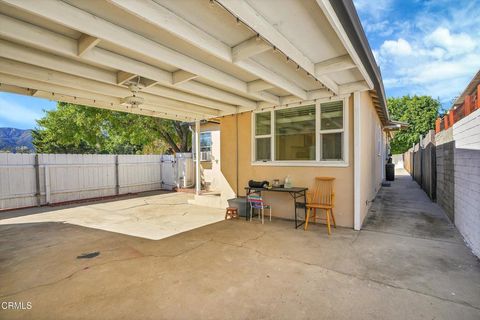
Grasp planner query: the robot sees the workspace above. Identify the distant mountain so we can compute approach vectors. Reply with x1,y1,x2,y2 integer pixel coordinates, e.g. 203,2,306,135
0,128,34,152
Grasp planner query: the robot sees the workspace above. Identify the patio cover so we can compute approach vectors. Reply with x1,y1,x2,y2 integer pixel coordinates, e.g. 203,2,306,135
0,0,388,123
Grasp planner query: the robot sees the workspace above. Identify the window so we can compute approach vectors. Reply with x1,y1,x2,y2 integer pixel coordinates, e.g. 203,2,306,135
320,101,344,161
200,132,212,161
253,98,347,165
254,112,272,161
275,105,316,160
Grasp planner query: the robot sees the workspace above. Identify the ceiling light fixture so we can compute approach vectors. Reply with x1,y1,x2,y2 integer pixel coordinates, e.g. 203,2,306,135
121,84,145,108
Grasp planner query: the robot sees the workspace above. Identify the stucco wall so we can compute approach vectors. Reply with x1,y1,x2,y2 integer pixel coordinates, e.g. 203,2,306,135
359,91,384,224
220,98,355,227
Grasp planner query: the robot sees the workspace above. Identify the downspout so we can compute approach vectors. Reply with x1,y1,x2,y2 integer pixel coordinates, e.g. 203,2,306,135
236,113,239,196
194,120,201,195
353,92,361,230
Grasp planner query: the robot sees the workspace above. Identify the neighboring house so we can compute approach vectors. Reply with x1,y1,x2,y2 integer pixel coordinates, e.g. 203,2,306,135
0,0,397,230
435,70,480,133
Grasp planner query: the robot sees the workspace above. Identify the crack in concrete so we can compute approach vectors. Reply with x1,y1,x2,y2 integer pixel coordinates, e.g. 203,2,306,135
2,218,478,312
240,231,267,246
350,230,361,244
0,255,153,299
0,240,212,299
209,231,267,249
262,247,480,311
211,234,480,312
360,228,463,245
155,240,212,259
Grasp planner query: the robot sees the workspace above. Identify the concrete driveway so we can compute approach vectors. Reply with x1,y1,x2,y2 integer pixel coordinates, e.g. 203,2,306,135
1,173,479,319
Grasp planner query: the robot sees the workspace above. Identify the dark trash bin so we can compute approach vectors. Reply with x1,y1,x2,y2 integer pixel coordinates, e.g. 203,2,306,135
227,197,247,217
386,163,395,181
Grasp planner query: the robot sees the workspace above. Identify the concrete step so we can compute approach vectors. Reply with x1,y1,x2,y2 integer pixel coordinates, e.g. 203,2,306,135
188,193,228,209
201,191,221,196
188,194,228,209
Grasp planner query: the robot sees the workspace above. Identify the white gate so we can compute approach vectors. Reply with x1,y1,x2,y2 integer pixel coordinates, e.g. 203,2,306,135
160,155,177,190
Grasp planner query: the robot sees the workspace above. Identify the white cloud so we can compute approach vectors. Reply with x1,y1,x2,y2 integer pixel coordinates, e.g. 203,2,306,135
356,0,480,107
425,27,476,56
0,97,46,127
363,20,394,37
380,38,413,56
410,54,480,84
375,26,479,104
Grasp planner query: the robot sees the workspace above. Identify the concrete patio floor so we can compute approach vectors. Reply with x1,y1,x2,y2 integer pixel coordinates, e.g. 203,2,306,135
1,170,479,319
0,191,225,240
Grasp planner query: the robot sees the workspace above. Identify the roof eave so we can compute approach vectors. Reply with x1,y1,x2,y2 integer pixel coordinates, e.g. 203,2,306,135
328,0,390,124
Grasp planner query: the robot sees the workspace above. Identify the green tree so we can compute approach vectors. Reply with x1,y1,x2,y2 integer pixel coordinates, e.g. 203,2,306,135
33,102,191,154
387,95,440,154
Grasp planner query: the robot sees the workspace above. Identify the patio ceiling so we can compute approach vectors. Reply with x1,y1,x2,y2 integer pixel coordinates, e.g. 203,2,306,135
0,0,377,121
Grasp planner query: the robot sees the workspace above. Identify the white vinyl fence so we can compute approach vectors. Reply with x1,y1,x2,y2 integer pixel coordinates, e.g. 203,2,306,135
0,153,191,210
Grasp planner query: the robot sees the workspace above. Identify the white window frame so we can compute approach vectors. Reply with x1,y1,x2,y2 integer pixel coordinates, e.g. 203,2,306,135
252,111,274,161
199,131,212,162
251,96,349,167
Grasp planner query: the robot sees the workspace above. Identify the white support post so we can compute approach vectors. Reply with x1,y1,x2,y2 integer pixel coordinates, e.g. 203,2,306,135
195,120,201,195
353,92,361,231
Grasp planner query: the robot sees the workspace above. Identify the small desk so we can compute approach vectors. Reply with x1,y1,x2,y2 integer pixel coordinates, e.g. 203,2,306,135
245,186,308,229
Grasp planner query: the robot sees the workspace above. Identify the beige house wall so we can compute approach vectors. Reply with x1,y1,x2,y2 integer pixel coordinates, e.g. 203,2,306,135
220,97,355,228
359,91,384,224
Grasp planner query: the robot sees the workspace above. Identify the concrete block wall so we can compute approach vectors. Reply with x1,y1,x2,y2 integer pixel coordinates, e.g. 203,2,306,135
409,109,480,258
435,140,455,221
452,109,480,258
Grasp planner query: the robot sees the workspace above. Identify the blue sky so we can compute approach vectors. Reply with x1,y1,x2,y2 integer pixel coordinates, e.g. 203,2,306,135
0,93,56,130
1,0,479,129
354,0,480,109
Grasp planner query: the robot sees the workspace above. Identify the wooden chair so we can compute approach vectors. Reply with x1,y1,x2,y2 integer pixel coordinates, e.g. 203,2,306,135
304,177,336,234
247,194,271,224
